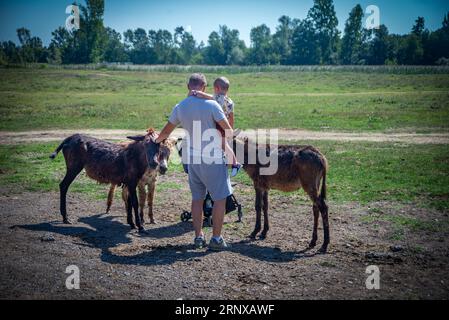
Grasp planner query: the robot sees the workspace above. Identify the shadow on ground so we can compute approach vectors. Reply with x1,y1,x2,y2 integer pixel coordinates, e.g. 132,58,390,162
17,214,313,266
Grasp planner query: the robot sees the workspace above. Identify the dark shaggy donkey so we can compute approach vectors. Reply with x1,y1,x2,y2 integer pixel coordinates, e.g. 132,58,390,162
50,130,161,232
234,138,330,253
105,137,177,224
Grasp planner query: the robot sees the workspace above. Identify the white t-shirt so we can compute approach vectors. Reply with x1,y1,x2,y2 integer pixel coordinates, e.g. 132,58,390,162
169,96,226,162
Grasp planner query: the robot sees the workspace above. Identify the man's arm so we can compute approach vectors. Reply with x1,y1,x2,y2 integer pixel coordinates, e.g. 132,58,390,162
228,112,234,129
155,122,177,144
217,118,234,140
189,90,214,100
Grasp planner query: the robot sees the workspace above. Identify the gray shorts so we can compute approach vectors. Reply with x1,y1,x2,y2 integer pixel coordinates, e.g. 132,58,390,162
188,163,233,201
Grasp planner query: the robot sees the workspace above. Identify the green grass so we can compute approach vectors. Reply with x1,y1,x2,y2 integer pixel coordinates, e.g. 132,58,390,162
361,208,449,240
1,68,449,132
232,140,449,210
362,210,448,233
0,142,186,201
1,140,448,210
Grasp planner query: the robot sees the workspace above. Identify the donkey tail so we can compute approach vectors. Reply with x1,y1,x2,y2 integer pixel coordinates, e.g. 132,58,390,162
49,138,68,160
320,158,328,201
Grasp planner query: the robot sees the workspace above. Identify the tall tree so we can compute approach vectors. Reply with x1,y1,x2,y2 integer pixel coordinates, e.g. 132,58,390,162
205,31,225,65
398,34,423,65
124,28,156,64
205,26,245,65
173,27,197,64
422,12,449,64
50,26,81,64
307,0,339,64
340,4,364,64
273,15,294,64
1,41,21,64
104,28,127,62
412,17,425,36
81,0,107,62
369,25,391,65
150,29,174,64
16,28,46,63
291,19,321,65
248,24,275,65
220,26,244,65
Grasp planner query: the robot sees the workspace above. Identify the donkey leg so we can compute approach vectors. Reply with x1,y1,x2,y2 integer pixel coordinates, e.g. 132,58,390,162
129,186,144,232
106,184,116,214
309,204,320,248
123,187,135,229
146,180,156,224
249,189,263,239
260,191,270,239
317,198,330,254
138,183,146,224
303,182,322,251
59,164,83,224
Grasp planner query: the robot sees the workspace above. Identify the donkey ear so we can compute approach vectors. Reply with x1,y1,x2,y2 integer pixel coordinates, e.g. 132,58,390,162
127,135,145,142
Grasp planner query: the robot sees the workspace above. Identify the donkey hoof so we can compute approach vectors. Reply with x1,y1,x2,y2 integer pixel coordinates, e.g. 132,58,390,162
308,241,317,249
129,224,136,230
248,233,258,240
259,233,267,240
317,246,328,254
63,218,72,225
138,227,147,234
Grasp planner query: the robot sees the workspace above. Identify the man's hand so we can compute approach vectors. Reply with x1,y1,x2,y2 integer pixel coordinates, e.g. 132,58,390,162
155,122,177,144
150,132,159,143
189,90,214,100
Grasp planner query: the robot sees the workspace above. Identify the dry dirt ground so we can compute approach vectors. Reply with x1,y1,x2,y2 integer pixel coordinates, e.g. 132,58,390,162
0,177,448,300
1,129,449,145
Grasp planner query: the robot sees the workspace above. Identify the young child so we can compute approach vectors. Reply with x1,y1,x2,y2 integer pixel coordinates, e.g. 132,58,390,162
190,77,241,177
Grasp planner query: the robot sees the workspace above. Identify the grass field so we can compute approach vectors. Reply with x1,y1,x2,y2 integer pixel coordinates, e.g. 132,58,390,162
1,66,449,299
1,68,449,132
1,139,448,210
1,67,448,210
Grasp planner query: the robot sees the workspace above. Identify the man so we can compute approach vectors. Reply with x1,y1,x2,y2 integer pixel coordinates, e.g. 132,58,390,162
154,73,233,251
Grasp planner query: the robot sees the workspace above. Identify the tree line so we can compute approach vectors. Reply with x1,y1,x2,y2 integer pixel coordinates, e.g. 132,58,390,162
1,0,449,66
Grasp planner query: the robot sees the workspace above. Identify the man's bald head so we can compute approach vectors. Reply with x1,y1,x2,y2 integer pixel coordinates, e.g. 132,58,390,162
188,73,207,90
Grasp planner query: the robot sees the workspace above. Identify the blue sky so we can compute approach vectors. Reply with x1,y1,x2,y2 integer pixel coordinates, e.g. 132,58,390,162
1,0,449,46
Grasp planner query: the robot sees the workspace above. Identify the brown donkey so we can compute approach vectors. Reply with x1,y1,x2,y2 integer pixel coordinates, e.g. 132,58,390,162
234,137,330,253
106,138,177,224
50,130,162,232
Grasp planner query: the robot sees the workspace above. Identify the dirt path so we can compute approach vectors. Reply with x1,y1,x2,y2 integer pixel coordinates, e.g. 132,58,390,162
1,129,449,145
0,190,448,299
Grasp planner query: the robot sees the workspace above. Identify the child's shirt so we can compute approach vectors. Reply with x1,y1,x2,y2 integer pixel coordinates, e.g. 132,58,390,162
214,94,234,119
